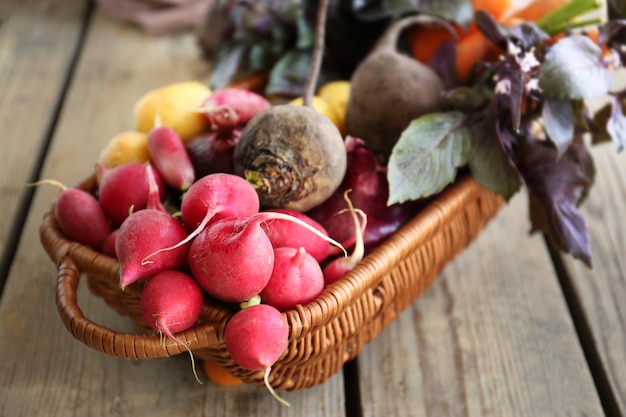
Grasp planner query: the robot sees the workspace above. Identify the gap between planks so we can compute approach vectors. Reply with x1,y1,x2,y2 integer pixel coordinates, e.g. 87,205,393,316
0,1,95,296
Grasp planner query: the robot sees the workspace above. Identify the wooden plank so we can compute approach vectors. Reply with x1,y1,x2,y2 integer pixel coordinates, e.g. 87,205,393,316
0,0,86,261
559,144,626,416
356,193,605,417
0,7,346,417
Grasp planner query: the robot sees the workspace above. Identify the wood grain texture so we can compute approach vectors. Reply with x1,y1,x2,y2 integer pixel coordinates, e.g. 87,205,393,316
0,8,346,417
356,193,605,417
560,144,626,416
0,0,86,258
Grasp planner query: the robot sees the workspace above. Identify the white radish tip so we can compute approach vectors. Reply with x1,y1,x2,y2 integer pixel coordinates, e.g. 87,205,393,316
264,367,290,407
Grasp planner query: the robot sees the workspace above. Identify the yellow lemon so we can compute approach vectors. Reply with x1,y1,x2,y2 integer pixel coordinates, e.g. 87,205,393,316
288,95,344,134
133,81,211,143
97,130,150,169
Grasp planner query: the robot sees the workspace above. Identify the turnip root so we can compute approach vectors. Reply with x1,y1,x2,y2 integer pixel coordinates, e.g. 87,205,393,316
30,179,111,251
233,104,347,212
224,304,290,406
344,15,456,159
260,247,324,311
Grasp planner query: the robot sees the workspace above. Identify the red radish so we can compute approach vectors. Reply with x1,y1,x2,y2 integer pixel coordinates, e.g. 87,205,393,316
224,304,290,406
140,270,204,342
115,209,190,289
205,104,239,130
140,270,204,383
97,162,165,227
188,211,345,303
201,87,270,127
102,229,118,258
145,162,168,214
188,216,276,303
260,247,324,311
147,121,195,191
323,190,366,285
31,179,111,251
181,172,260,234
140,172,261,266
261,209,331,263
307,136,421,252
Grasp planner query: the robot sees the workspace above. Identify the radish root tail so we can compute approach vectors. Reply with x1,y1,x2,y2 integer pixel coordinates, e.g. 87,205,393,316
264,367,291,407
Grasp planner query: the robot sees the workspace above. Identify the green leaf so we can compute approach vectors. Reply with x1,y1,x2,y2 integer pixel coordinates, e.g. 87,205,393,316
468,117,522,200
414,0,474,28
538,34,611,100
387,112,471,205
542,99,575,157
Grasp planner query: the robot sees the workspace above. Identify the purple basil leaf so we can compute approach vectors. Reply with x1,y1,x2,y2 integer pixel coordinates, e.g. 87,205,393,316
598,19,626,44
429,41,457,89
210,41,248,90
518,139,592,267
508,22,549,50
468,113,522,200
474,10,508,49
542,99,575,157
414,0,474,27
564,135,596,204
507,55,524,132
387,111,471,204
606,95,626,152
538,34,611,100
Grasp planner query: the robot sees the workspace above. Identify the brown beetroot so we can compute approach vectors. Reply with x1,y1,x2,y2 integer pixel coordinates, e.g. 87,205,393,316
344,15,456,159
233,105,347,212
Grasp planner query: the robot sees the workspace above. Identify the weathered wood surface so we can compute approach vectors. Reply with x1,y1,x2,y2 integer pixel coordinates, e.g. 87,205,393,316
559,144,626,416
0,1,624,417
0,0,86,269
357,193,605,417
0,6,345,417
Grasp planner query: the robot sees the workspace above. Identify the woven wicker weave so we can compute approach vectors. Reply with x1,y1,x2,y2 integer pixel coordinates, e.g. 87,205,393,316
39,173,503,391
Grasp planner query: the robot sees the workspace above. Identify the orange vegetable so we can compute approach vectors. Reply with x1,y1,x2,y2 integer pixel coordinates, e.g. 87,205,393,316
455,30,493,83
202,359,243,386
407,24,462,64
473,0,513,21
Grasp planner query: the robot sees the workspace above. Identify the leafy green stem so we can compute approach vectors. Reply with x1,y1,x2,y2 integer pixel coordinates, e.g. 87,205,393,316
536,0,603,35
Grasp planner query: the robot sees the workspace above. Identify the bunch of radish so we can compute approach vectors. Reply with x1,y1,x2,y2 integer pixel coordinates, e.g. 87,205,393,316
41,81,422,406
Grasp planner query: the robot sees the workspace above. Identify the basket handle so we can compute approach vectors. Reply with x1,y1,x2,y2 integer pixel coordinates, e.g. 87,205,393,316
55,255,220,359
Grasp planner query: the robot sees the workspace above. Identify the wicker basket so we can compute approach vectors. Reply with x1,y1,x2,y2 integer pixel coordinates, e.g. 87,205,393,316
39,173,503,391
